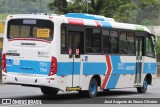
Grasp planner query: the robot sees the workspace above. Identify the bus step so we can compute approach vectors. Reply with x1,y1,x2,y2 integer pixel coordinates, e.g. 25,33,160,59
66,87,81,91
134,84,142,87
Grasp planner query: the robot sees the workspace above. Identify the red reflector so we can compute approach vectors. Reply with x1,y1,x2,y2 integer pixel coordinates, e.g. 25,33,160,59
50,78,55,80
49,16,53,19
68,18,84,26
9,16,13,18
2,74,6,76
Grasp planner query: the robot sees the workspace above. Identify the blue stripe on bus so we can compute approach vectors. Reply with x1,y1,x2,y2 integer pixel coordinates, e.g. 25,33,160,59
6,59,51,75
100,21,112,28
106,56,136,89
144,63,156,74
65,13,105,21
57,62,80,76
106,56,121,89
83,63,107,75
6,58,156,79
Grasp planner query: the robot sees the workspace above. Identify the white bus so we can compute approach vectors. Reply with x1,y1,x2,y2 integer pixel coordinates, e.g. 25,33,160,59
2,13,157,98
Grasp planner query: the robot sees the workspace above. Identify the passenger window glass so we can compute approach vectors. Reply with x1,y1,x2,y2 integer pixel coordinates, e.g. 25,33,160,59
10,25,20,37
119,32,127,54
110,31,119,54
103,30,110,53
20,26,30,37
146,36,154,57
86,28,101,53
8,19,53,41
61,26,67,54
127,32,135,54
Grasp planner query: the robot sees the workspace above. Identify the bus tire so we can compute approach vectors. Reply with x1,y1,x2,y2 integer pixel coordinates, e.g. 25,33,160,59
137,78,148,93
41,87,58,95
78,91,87,96
87,78,98,98
103,89,110,93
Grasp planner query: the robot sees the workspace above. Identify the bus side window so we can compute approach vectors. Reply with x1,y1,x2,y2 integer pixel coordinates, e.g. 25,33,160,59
102,29,110,53
85,28,101,53
110,31,119,54
145,36,155,57
119,31,127,54
127,32,135,54
61,26,67,54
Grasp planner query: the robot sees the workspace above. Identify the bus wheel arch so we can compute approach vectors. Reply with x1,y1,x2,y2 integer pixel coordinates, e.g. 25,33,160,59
92,75,101,87
145,74,152,85
137,74,152,93
40,87,59,95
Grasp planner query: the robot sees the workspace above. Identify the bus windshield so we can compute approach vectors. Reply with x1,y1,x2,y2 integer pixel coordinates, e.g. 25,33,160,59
7,19,54,41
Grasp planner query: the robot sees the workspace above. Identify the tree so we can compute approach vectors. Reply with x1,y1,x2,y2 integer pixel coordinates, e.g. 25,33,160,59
90,0,105,14
48,0,68,14
48,0,160,25
0,0,51,14
134,0,160,25
48,0,105,14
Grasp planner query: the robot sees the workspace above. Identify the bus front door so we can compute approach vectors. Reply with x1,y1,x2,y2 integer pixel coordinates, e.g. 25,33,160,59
68,31,83,88
135,37,144,85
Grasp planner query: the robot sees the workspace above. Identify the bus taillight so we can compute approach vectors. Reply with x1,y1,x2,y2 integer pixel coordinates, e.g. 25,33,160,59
49,56,57,76
2,53,7,73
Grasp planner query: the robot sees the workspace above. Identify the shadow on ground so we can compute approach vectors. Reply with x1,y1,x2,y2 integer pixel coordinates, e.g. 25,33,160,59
11,90,141,101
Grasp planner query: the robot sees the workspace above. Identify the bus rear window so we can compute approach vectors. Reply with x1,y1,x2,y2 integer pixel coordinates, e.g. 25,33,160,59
7,19,54,41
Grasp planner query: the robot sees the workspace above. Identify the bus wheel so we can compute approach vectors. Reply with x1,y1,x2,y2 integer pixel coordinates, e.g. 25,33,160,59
87,78,98,98
41,87,58,95
137,78,148,93
78,91,87,96
103,89,110,93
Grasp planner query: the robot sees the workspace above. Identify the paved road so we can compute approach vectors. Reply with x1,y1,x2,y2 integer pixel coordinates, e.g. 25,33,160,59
0,78,160,107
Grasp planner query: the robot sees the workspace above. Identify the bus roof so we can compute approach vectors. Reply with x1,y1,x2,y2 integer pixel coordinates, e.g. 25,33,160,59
7,13,151,34
63,13,151,34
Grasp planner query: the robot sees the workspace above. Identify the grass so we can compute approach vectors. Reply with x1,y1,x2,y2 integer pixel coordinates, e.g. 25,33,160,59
0,14,9,20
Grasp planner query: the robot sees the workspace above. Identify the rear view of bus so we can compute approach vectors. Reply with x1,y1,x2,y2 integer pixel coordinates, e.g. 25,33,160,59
2,14,59,95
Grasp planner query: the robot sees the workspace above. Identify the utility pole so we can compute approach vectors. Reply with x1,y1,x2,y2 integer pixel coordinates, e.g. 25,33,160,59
82,0,90,13
87,0,91,13
87,0,89,13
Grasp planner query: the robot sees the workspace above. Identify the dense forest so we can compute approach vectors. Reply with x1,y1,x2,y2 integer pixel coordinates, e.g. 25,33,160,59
48,0,160,25
0,0,52,14
0,0,160,25
1,0,160,55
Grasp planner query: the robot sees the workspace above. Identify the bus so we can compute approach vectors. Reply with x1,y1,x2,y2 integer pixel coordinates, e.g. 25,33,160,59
2,13,157,98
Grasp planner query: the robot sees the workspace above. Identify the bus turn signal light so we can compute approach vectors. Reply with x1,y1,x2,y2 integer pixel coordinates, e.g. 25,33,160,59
2,53,7,73
48,56,57,76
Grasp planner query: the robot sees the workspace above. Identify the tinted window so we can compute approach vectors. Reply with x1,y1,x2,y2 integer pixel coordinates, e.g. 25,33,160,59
119,32,127,54
61,26,67,54
103,30,110,53
8,19,54,41
86,28,101,53
146,36,155,57
110,31,119,54
127,32,135,54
